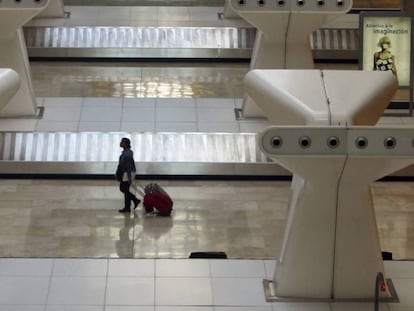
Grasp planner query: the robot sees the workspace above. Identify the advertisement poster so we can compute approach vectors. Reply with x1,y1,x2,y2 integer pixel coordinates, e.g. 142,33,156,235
361,15,411,87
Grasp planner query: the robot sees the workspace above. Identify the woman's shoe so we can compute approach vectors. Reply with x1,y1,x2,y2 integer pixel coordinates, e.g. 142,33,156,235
133,199,141,210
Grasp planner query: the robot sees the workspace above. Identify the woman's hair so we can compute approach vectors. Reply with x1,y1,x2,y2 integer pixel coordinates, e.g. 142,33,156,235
121,137,131,148
377,36,392,48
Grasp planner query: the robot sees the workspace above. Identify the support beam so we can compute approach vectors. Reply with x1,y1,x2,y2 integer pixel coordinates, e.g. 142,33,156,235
230,0,353,118
0,0,49,117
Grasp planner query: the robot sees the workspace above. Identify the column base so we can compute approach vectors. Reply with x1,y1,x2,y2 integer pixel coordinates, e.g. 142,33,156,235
263,279,399,303
234,108,267,121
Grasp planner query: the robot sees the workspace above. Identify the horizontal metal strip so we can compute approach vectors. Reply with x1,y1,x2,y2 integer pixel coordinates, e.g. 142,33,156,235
0,132,270,163
24,26,256,49
0,131,285,177
311,28,359,51
24,26,359,60
24,26,358,51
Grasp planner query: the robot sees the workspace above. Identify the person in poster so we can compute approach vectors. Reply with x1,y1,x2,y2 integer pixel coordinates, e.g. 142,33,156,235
373,36,398,82
362,14,412,87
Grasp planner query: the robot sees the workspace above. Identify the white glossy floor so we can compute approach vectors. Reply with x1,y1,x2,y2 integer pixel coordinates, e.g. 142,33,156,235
1,4,413,311
2,96,413,133
26,5,252,28
0,258,413,310
32,97,266,133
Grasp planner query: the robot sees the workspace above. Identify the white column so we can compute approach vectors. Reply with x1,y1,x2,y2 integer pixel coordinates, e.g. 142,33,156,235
259,126,414,299
36,0,65,18
273,155,347,298
0,69,20,110
230,0,353,118
223,0,239,18
0,0,49,116
250,69,400,299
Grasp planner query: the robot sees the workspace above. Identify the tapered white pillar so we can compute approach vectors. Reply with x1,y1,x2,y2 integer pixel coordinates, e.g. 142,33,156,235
0,69,20,110
36,0,65,18
334,142,414,298
246,69,401,299
0,0,49,117
229,0,353,118
244,70,397,126
223,0,239,18
259,126,413,299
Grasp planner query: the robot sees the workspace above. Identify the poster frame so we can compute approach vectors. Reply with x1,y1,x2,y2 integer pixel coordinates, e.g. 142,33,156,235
359,11,413,116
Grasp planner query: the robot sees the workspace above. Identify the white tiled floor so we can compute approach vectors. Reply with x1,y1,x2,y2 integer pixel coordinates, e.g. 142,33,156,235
27,6,253,28
0,97,273,133
0,96,409,133
27,4,360,29
0,258,412,310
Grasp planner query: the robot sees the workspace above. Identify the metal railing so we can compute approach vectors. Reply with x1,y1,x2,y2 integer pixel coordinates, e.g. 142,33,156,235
375,272,386,311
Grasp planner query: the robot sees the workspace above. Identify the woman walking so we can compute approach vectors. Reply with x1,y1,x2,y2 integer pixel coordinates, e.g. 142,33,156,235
116,137,140,213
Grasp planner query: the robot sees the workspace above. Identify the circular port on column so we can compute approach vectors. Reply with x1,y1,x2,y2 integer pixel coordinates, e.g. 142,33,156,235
271,136,283,148
337,0,344,6
327,136,339,149
299,136,311,149
257,0,265,6
384,137,396,149
297,0,305,6
238,0,246,5
277,0,285,6
355,136,368,149
15,0,21,2
317,0,325,6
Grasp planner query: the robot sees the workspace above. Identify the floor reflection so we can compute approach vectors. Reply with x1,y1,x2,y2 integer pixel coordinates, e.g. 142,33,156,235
0,179,412,260
116,213,136,258
31,62,249,98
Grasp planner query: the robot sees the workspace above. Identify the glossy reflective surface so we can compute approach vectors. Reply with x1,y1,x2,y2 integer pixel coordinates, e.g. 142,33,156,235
0,179,287,258
0,179,411,260
31,62,249,98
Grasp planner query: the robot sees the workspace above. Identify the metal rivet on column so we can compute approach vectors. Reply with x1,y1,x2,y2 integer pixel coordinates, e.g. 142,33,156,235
356,136,368,149
384,137,396,149
299,136,311,149
271,136,283,148
327,136,340,149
